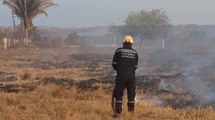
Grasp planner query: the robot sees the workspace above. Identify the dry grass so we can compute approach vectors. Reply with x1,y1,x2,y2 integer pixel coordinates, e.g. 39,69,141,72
0,46,215,120
0,84,214,120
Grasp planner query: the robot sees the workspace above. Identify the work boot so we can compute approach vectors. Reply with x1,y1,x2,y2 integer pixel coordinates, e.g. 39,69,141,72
112,113,120,118
127,102,135,112
115,102,122,114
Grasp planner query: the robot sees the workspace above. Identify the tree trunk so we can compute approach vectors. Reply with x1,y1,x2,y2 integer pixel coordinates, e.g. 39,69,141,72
25,28,28,44
24,0,29,44
140,39,144,48
12,11,16,29
113,31,117,47
139,35,145,49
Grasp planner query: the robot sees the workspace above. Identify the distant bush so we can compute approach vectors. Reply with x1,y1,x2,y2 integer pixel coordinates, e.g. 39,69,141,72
64,32,85,46
0,28,10,41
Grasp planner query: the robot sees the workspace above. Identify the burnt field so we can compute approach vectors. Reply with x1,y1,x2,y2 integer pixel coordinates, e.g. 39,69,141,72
0,45,215,119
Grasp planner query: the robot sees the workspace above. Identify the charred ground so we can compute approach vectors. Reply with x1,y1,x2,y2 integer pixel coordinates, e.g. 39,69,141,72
0,44,215,119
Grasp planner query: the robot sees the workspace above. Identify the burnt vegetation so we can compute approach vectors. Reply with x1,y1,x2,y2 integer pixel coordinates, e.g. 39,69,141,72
1,11,215,119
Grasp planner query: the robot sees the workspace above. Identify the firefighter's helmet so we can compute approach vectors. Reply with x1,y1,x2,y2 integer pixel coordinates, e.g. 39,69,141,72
123,35,134,44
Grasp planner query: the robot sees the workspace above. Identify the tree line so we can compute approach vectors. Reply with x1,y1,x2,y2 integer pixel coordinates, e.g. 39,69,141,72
1,1,210,48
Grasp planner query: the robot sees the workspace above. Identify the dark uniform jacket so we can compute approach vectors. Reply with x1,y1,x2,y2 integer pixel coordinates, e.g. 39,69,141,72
112,45,138,79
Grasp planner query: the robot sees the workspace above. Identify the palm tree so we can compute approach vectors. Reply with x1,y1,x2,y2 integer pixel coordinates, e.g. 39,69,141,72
3,0,56,43
12,10,16,29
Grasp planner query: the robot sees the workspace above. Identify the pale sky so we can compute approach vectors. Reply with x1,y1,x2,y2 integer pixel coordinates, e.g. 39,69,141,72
0,0,215,27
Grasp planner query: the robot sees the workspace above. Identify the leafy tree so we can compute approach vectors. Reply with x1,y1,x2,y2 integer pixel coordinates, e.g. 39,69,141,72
30,27,41,42
120,9,171,46
3,0,56,43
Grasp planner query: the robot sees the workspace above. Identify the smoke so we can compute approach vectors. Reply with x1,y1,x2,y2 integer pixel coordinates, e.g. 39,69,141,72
138,39,215,108
181,53,215,103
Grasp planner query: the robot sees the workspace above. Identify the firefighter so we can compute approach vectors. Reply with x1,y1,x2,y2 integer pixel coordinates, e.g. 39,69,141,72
112,35,138,115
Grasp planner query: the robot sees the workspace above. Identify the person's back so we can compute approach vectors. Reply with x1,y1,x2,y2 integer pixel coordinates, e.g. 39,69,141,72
113,43,138,78
112,35,138,117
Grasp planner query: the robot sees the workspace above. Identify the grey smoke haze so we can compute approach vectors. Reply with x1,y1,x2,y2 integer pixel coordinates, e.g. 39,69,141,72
135,39,215,107
158,42,215,106
182,53,215,103
1,0,215,27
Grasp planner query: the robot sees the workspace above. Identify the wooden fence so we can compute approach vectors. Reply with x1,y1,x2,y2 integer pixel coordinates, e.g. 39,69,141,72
2,37,30,49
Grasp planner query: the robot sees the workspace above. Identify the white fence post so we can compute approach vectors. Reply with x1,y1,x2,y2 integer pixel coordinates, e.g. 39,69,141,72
8,38,11,48
62,39,64,45
13,38,16,47
162,38,165,49
3,37,8,49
